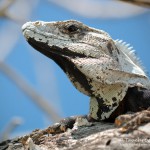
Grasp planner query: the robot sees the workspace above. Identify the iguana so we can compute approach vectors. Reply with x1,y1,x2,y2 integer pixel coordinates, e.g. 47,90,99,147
22,20,150,133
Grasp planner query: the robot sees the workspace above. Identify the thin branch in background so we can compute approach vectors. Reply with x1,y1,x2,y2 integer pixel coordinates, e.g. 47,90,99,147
0,23,20,62
0,0,20,23
0,61,62,123
0,117,23,141
119,0,150,7
48,0,148,19
0,0,39,62
0,0,39,23
0,0,16,17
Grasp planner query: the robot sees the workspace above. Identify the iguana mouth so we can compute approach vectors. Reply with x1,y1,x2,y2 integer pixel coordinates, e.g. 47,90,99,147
28,37,87,59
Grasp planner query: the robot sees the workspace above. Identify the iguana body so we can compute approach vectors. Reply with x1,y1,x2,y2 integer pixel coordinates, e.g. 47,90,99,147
22,20,150,122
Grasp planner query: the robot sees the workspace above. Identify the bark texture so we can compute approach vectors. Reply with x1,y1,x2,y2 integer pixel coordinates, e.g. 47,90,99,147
1,121,150,150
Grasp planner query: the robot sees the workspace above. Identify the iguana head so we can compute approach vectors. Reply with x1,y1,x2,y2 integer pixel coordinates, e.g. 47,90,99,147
22,20,118,95
22,20,114,59
22,20,103,96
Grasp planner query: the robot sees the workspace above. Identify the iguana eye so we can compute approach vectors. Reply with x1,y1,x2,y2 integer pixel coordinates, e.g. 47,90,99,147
67,24,79,33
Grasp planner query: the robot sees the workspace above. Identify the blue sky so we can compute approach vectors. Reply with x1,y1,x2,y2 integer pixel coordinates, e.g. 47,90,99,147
0,0,150,138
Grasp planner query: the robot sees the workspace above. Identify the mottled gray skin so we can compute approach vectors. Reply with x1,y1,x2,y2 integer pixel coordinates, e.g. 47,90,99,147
22,20,150,121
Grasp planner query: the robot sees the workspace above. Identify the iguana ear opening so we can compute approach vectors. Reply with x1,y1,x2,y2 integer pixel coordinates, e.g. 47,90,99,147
90,82,128,120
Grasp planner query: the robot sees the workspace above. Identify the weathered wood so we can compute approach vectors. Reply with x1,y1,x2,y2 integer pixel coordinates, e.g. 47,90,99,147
1,121,150,150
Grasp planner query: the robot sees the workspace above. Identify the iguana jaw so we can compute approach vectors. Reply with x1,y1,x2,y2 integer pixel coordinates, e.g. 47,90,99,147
27,37,87,59
26,36,92,96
